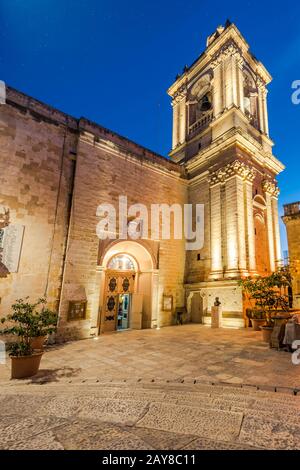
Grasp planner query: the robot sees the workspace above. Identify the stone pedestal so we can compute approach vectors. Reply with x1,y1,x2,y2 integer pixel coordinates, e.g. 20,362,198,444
211,306,222,328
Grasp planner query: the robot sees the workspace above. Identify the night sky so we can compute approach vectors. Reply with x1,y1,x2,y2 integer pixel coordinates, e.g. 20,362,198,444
1,0,299,251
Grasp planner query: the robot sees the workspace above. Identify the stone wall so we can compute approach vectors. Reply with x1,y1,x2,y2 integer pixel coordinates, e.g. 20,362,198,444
283,210,300,309
56,124,188,339
0,91,76,318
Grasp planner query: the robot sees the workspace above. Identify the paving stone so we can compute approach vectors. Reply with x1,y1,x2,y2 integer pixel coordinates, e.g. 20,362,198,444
0,394,53,416
8,431,65,450
239,415,300,450
0,415,70,447
1,325,299,390
52,421,152,450
124,427,195,450
183,437,263,450
78,398,149,425
137,402,243,441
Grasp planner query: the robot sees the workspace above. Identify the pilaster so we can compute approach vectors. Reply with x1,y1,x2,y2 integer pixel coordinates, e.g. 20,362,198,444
209,179,223,279
262,180,279,272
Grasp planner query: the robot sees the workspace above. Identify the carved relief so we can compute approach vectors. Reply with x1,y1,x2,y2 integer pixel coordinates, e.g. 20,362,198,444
0,206,10,278
211,40,244,68
0,206,25,278
208,160,256,186
262,180,280,197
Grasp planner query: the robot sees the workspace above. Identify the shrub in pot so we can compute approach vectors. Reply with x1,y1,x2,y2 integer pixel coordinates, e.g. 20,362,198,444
239,267,292,340
30,303,58,350
251,310,266,331
0,298,58,379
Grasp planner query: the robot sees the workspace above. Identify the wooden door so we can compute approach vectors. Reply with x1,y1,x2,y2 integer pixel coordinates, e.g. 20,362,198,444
102,270,135,332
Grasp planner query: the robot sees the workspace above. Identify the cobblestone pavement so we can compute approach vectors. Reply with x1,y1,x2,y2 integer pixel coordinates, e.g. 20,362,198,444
0,381,300,450
0,324,299,389
1,325,300,450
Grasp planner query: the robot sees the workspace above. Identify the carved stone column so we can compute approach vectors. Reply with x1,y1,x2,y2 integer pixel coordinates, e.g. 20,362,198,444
257,80,266,134
237,57,245,113
151,269,160,328
171,99,179,149
224,55,234,109
262,181,278,272
172,88,187,148
209,175,223,279
178,95,187,144
244,169,256,273
262,88,269,136
212,61,223,118
271,189,282,267
223,161,249,278
92,265,106,335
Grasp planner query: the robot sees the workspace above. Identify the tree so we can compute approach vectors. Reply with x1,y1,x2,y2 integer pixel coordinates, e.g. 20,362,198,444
238,267,292,326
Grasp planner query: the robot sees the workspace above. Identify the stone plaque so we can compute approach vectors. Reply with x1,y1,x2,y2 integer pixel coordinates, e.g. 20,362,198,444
1,224,24,273
163,294,173,311
67,301,87,321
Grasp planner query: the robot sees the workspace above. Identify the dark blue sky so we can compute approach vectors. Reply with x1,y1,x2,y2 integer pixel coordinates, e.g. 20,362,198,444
1,0,299,250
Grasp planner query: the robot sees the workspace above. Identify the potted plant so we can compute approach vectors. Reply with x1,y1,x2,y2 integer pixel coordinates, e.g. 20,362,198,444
252,310,266,332
239,268,292,342
30,301,58,350
0,298,58,379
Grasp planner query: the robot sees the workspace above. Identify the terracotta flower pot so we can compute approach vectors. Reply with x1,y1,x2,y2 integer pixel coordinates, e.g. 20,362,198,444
252,318,266,331
11,351,43,379
30,336,46,350
261,326,273,343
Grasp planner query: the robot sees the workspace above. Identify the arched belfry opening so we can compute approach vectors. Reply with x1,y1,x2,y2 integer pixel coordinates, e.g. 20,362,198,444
98,240,158,334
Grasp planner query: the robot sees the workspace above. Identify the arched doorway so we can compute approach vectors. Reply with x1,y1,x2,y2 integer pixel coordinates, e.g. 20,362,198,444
105,253,136,331
98,241,156,334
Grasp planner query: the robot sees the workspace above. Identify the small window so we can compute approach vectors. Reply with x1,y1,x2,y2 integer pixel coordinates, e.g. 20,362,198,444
197,253,201,261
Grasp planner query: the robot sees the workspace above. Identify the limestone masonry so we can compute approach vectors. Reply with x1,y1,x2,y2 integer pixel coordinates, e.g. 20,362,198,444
0,23,285,339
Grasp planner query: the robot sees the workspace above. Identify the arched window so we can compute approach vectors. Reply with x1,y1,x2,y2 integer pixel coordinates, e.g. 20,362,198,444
188,74,213,129
107,254,135,271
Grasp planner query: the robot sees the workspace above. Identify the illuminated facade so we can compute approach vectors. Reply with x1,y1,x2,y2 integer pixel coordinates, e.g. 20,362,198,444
0,22,284,339
169,22,284,326
283,203,300,309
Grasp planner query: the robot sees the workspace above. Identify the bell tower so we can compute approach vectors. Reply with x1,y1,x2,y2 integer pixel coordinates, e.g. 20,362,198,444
168,22,285,327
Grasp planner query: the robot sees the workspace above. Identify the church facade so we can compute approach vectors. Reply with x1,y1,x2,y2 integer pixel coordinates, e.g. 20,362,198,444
0,23,284,340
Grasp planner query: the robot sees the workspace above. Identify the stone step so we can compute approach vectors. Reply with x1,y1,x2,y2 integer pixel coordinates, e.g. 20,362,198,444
1,381,300,414
1,382,300,449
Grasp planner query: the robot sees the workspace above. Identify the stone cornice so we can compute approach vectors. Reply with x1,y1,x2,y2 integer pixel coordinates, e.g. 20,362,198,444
282,214,300,223
184,118,284,177
168,23,272,98
79,131,187,184
6,86,78,130
208,160,256,186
